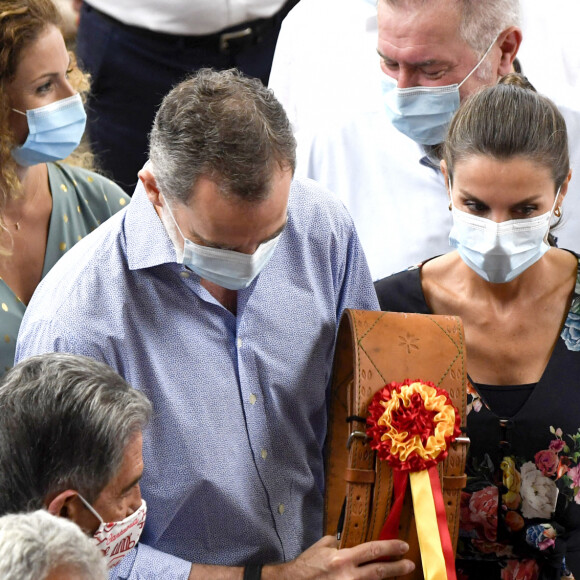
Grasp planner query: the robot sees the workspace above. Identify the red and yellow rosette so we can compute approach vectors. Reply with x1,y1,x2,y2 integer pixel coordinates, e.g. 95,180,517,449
367,379,461,580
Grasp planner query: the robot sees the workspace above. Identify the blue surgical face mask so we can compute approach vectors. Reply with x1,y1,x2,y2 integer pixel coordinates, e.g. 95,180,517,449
381,38,497,145
164,201,282,291
449,184,561,284
11,93,87,167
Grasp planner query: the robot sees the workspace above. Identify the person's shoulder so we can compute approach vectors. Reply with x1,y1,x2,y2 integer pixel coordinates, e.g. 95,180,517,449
555,248,580,280
50,163,130,216
374,264,431,314
288,177,356,224
290,176,344,206
22,207,127,328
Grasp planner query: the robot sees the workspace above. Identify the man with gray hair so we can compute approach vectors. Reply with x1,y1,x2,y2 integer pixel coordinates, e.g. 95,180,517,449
16,69,413,579
271,0,580,280
0,353,152,571
0,510,107,580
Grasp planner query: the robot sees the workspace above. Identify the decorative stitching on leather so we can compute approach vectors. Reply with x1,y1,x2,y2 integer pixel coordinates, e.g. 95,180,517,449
354,312,388,385
357,340,387,385
426,315,463,350
424,316,465,389
344,445,372,546
356,311,385,342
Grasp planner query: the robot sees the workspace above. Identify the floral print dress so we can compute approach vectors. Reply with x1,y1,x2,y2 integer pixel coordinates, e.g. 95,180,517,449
375,254,580,580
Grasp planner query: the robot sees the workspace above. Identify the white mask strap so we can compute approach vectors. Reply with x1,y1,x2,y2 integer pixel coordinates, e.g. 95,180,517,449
162,196,190,240
12,108,26,116
551,186,562,214
77,493,105,524
458,35,499,88
447,176,455,207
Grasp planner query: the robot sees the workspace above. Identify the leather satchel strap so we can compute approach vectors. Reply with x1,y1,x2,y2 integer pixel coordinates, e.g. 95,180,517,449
324,310,469,578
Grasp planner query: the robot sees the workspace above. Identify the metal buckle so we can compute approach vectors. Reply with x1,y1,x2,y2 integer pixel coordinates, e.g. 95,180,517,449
346,431,369,450
219,27,253,53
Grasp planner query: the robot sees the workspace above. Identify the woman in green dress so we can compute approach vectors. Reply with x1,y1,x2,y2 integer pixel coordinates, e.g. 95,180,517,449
0,0,130,374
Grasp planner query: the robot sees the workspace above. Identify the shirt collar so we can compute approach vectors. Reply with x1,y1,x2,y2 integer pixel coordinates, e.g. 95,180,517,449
419,143,444,171
125,178,178,271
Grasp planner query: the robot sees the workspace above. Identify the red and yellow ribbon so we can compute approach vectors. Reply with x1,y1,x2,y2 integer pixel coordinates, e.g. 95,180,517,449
367,380,461,580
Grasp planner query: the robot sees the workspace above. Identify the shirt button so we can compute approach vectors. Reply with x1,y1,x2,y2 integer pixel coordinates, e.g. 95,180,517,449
179,271,190,279
237,338,243,348
249,394,257,405
261,449,268,460
278,504,285,515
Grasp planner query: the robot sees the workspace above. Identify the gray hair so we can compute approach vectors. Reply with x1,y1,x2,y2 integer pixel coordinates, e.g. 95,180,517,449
0,353,152,514
149,68,296,205
0,510,107,580
382,0,520,56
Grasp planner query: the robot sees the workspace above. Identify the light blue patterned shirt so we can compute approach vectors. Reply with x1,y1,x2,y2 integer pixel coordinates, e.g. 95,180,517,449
16,177,379,579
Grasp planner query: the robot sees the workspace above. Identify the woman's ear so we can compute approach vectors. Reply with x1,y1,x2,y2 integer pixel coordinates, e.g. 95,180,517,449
440,160,451,193
557,169,573,211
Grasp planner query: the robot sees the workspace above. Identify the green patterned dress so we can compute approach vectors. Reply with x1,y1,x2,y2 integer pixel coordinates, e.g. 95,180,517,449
0,162,130,375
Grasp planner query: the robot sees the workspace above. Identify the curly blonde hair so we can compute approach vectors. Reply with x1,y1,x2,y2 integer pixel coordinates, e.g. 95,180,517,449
0,0,91,234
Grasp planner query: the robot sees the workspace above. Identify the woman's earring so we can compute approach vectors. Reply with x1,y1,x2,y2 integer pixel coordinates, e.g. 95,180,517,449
448,202,452,211
555,206,562,218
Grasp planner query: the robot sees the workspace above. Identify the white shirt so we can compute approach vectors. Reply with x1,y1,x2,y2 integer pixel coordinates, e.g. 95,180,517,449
518,0,580,102
295,105,453,280
87,0,288,35
269,0,379,134
272,0,580,280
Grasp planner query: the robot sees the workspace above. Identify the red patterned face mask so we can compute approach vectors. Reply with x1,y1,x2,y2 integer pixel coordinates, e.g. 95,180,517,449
78,494,147,569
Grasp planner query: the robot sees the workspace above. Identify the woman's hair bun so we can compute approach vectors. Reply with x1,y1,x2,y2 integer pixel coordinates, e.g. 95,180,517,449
497,72,537,92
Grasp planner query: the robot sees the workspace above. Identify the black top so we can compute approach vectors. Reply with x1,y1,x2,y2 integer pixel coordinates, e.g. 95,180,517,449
474,382,536,419
375,257,580,579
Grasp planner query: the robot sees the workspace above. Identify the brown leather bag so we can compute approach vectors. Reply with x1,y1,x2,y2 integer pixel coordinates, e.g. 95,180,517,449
324,310,469,578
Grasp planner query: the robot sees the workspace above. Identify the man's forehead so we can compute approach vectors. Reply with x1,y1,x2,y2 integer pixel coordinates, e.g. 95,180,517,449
179,168,291,250
378,0,467,61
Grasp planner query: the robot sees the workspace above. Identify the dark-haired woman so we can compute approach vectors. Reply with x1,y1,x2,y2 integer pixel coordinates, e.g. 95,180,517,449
376,74,579,579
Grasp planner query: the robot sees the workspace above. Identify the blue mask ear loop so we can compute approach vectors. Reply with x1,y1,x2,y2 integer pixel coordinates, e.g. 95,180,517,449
76,492,105,524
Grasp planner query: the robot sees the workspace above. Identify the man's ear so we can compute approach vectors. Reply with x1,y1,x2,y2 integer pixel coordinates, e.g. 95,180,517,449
46,489,79,518
495,26,523,77
138,168,163,207
46,490,97,533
